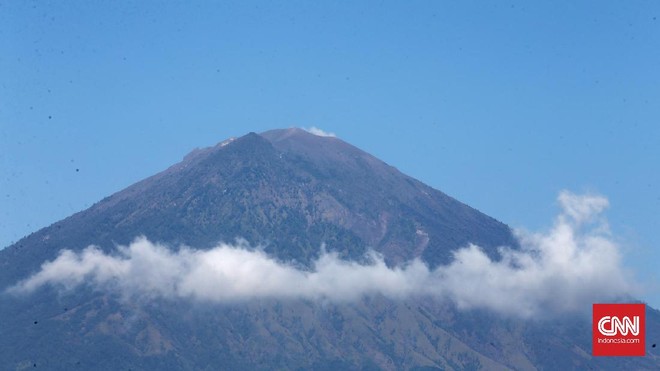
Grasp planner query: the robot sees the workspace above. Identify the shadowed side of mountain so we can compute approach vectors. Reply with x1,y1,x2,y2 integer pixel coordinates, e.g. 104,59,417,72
2,288,659,370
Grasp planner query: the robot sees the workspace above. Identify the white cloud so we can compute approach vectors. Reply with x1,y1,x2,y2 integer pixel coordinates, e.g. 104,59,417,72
304,127,336,137
557,190,609,225
8,239,426,302
7,191,636,318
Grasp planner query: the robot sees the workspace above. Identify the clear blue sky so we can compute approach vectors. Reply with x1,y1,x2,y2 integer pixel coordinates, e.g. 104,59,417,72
1,1,659,306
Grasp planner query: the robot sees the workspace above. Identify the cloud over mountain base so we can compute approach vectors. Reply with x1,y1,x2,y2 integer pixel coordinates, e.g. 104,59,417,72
8,191,635,318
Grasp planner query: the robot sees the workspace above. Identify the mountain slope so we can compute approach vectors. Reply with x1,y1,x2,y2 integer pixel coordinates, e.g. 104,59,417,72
0,128,658,370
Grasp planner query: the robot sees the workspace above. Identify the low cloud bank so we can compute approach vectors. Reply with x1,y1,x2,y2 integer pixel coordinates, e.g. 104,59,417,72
8,191,635,317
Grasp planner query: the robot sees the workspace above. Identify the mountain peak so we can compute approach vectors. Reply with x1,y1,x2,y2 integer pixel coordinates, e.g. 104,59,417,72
1,128,516,281
260,127,313,141
261,127,338,141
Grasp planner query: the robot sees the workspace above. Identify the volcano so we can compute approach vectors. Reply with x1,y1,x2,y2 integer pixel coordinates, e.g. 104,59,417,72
0,128,658,370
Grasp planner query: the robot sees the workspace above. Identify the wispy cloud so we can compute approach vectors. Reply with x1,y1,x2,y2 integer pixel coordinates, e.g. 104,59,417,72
437,191,632,317
7,192,635,318
304,127,336,137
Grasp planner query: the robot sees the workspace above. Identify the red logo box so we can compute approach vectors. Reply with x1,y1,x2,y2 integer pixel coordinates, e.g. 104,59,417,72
593,303,645,356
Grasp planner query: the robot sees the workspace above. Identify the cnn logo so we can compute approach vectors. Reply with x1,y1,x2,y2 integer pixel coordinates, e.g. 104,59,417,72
593,303,645,356
597,315,639,336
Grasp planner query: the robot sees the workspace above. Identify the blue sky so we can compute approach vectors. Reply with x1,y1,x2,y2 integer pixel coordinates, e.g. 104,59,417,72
1,1,659,306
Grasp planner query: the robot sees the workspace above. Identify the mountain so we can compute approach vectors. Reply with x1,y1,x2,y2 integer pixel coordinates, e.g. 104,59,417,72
0,128,658,370
0,128,515,281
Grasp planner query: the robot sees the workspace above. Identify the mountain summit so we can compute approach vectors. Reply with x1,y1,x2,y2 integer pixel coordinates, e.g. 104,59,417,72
0,129,658,370
1,128,515,283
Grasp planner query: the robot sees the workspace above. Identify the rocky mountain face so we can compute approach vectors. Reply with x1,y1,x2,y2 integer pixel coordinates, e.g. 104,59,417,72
0,128,658,370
